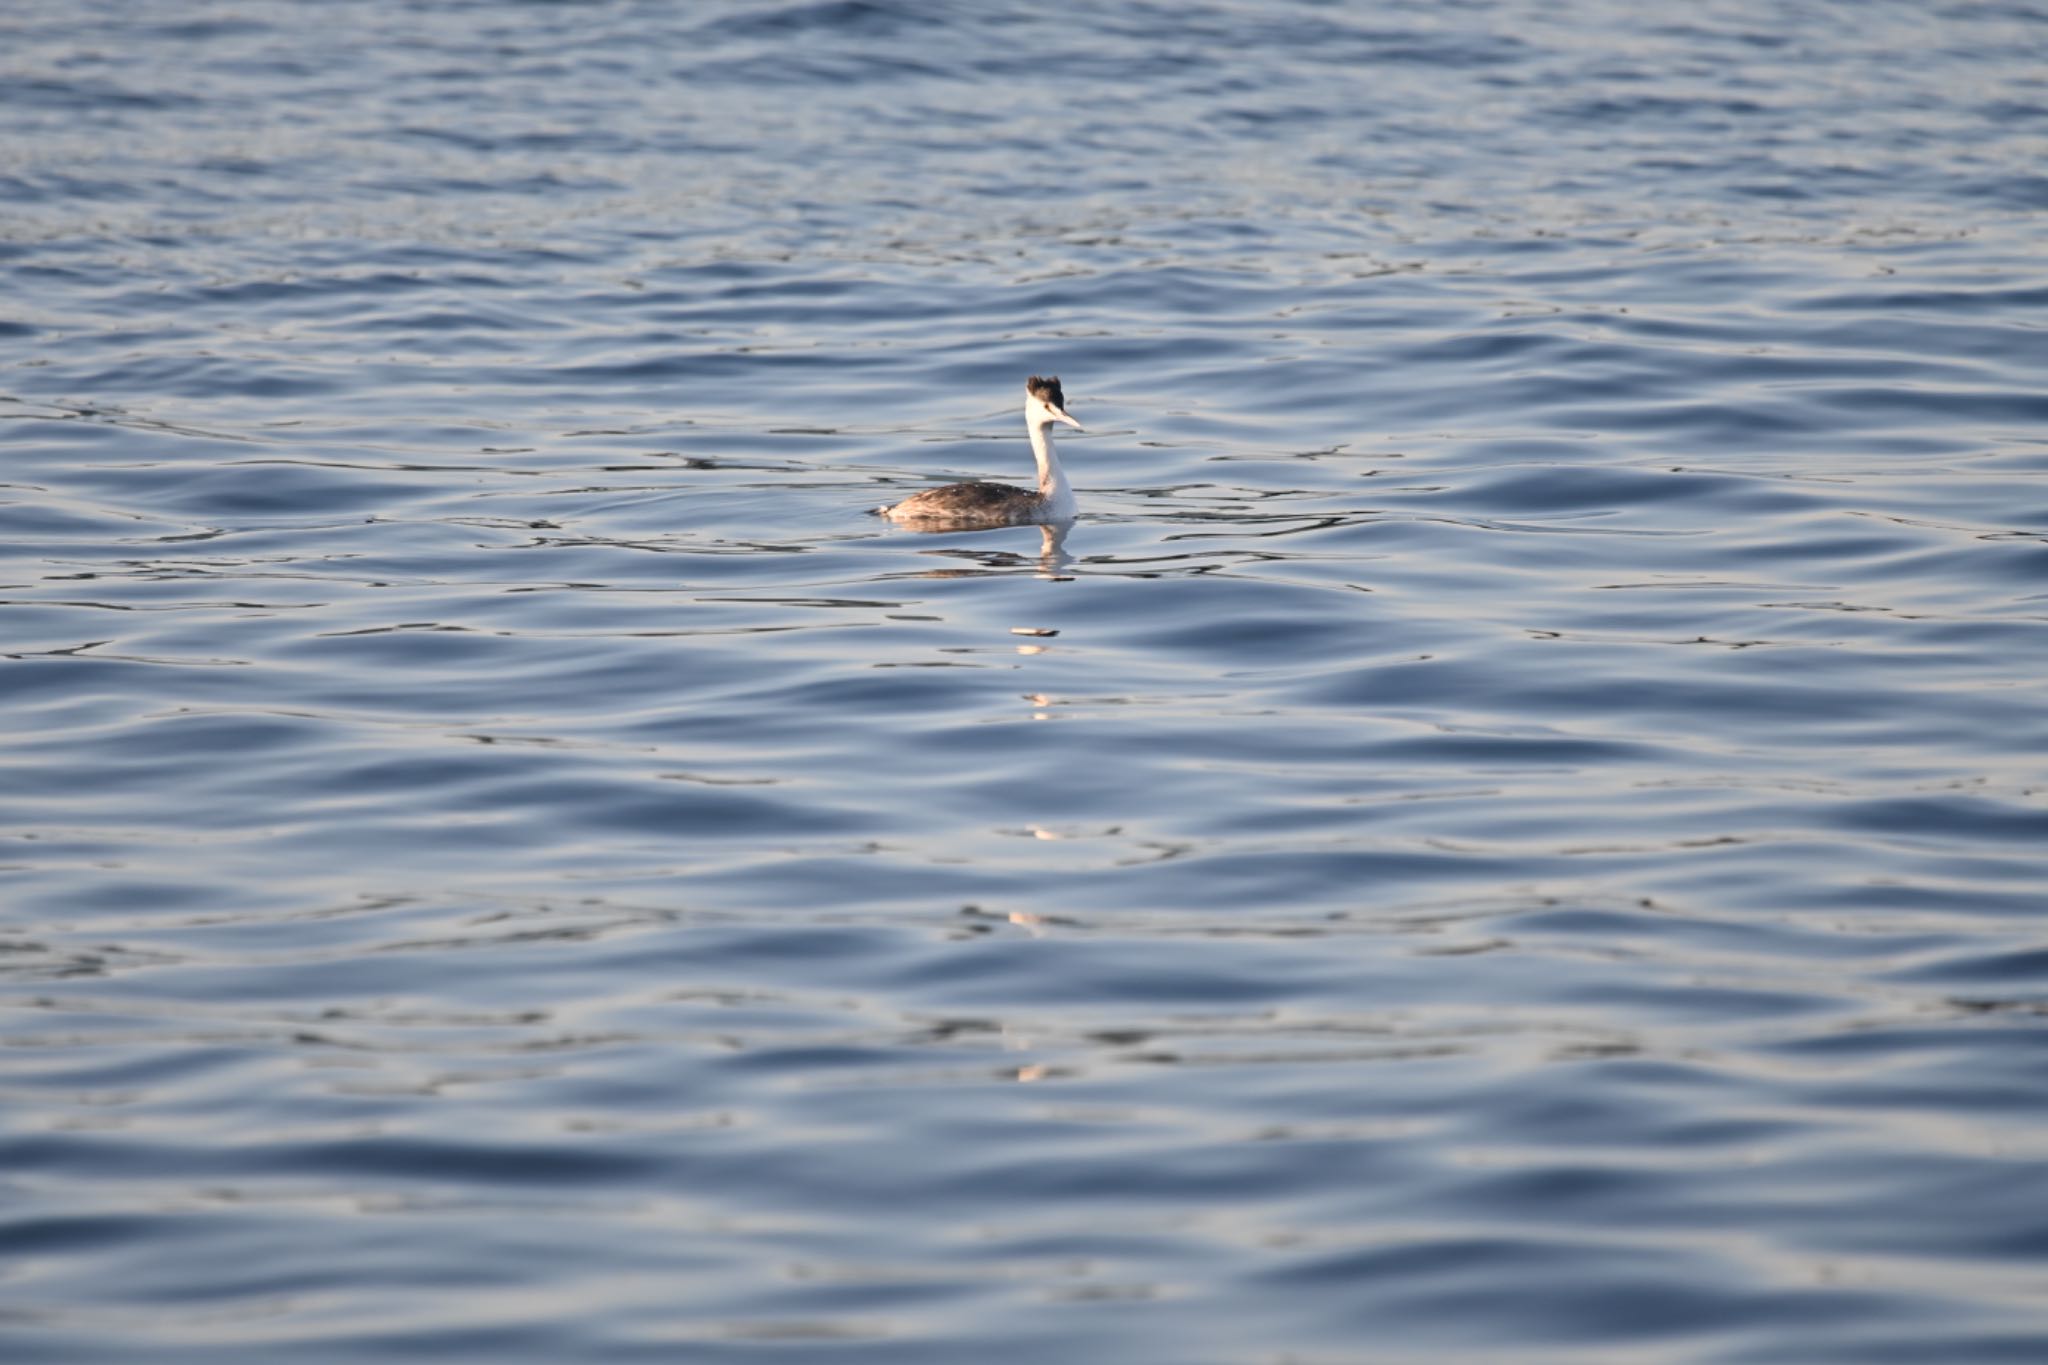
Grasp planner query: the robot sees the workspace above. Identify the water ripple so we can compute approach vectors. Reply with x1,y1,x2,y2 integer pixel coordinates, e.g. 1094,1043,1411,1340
5,0,2048,1359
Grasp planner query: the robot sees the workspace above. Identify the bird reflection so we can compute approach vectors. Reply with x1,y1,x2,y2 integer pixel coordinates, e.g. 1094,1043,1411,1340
898,523,1073,579
1034,523,1071,578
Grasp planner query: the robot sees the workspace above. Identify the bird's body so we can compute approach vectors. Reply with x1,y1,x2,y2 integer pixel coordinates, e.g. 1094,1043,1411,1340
878,376,1082,528
887,478,1058,524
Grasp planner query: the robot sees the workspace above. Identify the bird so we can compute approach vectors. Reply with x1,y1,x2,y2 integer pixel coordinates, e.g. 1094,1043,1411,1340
876,376,1083,528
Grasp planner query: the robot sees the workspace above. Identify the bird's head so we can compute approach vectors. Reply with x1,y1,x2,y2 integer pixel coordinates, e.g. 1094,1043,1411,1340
1025,375,1082,431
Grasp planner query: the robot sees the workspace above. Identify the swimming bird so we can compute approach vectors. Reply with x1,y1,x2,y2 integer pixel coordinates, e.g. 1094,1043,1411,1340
877,376,1082,528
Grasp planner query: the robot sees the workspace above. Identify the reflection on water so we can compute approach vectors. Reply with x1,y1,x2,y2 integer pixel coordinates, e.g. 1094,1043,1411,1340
896,522,1074,580
1036,523,1072,580
5,0,2048,1360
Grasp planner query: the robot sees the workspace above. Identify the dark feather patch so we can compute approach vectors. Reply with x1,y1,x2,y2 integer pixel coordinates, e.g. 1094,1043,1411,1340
1026,374,1065,409
889,480,1037,521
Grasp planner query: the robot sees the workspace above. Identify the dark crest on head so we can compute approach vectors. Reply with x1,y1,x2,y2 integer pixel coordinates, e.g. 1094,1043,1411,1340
1026,375,1065,409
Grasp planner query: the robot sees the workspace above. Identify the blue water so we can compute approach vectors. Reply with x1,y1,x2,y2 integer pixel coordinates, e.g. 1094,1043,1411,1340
6,1,2048,1359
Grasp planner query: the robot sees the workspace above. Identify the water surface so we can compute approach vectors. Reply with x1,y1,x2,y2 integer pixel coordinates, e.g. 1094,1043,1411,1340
6,1,2048,1360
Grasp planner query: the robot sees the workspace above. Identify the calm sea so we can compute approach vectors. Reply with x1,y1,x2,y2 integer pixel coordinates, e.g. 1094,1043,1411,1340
6,1,2048,1360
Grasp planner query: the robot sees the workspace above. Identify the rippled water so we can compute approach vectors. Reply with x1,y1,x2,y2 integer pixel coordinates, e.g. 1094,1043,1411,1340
7,1,2048,1359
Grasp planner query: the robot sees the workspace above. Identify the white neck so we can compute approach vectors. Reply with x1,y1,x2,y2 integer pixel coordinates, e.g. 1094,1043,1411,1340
1030,420,1076,521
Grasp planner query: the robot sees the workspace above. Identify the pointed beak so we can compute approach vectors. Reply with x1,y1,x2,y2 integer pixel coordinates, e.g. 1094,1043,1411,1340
1052,407,1083,431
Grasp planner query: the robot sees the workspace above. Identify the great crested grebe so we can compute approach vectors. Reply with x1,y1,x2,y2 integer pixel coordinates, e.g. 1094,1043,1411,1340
877,375,1083,528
